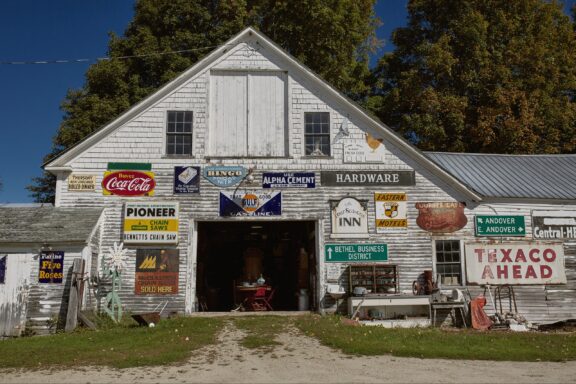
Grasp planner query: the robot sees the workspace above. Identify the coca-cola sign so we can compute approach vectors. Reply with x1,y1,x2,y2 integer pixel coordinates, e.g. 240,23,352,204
102,170,156,196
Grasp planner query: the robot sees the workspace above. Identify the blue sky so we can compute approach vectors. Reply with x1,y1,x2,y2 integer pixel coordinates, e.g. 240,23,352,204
0,0,573,203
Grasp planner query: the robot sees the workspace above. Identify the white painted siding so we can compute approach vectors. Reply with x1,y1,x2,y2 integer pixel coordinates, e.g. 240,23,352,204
0,254,32,337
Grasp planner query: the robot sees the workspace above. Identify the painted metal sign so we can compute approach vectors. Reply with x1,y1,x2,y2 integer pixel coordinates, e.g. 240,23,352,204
415,202,467,233
67,174,96,191
219,191,282,217
325,244,388,262
39,251,64,284
135,249,179,295
262,172,315,188
465,242,566,285
532,210,576,239
203,166,246,187
330,198,369,238
103,163,155,196
174,166,200,194
343,133,386,163
321,171,415,187
375,192,407,232
475,215,525,237
123,202,179,244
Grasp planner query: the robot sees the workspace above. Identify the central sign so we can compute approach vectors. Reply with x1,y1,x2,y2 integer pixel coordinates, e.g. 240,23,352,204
321,171,415,187
324,244,388,262
475,215,525,237
123,202,179,244
203,166,247,187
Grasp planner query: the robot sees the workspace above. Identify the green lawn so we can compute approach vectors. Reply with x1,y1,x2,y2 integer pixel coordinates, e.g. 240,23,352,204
0,316,224,369
295,315,576,361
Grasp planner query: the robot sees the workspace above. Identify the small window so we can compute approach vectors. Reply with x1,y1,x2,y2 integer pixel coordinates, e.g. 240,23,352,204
0,255,6,284
304,112,330,156
166,111,193,156
435,240,463,286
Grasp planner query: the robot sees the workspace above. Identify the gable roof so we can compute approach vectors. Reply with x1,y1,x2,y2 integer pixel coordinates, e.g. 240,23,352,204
0,206,103,245
426,152,576,201
44,27,482,201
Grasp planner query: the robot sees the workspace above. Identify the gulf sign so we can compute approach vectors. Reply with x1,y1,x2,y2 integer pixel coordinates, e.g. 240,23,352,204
465,242,566,285
102,170,155,196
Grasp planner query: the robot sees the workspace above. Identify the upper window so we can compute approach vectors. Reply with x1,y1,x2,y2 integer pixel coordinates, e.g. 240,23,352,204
435,240,463,286
166,111,193,156
0,255,6,284
304,112,330,156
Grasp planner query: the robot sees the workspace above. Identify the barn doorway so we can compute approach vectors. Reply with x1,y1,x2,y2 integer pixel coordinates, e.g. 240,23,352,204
195,221,316,312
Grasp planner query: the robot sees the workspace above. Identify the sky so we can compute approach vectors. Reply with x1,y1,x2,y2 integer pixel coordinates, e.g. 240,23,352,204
0,0,574,203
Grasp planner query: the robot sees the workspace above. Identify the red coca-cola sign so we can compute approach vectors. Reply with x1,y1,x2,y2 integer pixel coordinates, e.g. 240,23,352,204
102,171,156,196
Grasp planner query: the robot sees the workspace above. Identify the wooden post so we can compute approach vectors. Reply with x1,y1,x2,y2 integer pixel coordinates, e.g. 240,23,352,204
65,258,85,332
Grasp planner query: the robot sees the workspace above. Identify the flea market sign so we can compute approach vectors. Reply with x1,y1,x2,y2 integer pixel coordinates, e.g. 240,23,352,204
464,242,567,285
324,244,388,262
475,215,525,237
123,202,179,244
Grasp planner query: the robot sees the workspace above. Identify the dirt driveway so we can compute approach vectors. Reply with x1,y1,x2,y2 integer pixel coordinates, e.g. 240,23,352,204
1,322,575,384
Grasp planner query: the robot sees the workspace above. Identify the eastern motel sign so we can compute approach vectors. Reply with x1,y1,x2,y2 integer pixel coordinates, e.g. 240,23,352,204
123,202,179,244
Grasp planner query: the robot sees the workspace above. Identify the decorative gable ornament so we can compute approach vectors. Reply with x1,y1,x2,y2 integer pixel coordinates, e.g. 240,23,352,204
330,197,369,238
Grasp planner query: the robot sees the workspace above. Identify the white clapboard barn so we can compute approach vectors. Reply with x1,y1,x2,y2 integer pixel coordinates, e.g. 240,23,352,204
2,27,575,334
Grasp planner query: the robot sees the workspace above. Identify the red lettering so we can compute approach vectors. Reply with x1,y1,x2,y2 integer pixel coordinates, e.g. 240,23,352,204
515,249,527,263
482,265,494,279
496,265,508,279
501,249,513,263
529,249,540,263
543,249,556,262
475,249,484,262
512,265,521,279
525,265,537,279
488,249,497,263
541,265,553,278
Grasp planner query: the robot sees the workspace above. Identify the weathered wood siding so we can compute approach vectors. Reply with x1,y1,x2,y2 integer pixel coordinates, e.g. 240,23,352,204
0,253,32,337
52,36,575,323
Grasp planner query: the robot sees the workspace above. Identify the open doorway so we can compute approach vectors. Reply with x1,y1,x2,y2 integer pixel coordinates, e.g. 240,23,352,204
196,221,316,312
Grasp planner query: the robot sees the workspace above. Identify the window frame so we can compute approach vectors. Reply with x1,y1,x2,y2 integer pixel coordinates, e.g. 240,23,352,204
432,239,466,287
165,110,193,157
0,254,6,285
304,111,331,157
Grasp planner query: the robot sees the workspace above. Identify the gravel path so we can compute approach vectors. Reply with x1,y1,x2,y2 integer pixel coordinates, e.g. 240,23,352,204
1,322,575,383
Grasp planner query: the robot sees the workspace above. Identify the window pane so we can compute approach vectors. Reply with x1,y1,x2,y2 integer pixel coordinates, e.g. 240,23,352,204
304,112,330,156
435,240,462,285
166,111,193,155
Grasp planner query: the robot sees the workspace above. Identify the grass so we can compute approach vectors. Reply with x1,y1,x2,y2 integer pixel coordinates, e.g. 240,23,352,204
295,315,576,362
0,315,224,369
232,316,292,350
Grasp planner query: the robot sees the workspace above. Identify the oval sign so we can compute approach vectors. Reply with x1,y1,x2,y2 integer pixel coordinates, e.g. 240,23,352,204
102,170,156,196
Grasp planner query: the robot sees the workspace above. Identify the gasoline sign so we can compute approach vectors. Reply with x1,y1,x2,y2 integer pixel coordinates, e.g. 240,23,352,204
219,191,281,217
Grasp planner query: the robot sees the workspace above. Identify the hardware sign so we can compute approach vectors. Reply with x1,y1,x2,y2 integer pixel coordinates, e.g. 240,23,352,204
174,166,200,194
102,170,156,196
321,171,415,186
324,244,388,262
475,215,525,237
203,166,247,187
262,172,315,188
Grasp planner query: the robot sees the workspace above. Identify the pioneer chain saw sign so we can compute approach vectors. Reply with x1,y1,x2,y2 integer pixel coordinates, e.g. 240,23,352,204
465,242,567,285
123,202,179,244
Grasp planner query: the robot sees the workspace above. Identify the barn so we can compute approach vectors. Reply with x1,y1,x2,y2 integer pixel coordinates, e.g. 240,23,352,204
1,27,574,336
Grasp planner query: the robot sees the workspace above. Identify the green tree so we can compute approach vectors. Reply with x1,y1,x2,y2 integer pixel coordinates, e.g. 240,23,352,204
30,0,379,203
369,0,576,154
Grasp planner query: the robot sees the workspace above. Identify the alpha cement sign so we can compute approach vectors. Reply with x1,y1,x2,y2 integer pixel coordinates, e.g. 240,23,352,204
465,242,566,285
321,171,415,187
123,202,179,244
532,211,576,239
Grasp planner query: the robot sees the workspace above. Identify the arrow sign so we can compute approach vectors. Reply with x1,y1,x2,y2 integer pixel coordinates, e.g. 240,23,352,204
324,244,388,263
475,215,526,237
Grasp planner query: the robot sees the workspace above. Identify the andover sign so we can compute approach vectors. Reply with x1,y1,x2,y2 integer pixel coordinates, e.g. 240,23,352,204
465,242,566,285
475,215,525,237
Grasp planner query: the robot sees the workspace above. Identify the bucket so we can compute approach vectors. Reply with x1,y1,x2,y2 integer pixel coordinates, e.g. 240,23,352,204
298,289,309,311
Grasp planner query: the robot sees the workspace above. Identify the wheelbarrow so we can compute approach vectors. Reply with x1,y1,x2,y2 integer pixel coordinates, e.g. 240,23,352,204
132,301,168,327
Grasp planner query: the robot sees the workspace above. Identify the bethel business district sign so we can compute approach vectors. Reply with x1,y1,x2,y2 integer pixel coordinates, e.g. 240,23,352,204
324,244,388,262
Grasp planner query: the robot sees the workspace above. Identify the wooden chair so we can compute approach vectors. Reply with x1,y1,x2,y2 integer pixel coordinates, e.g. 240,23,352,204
246,287,275,311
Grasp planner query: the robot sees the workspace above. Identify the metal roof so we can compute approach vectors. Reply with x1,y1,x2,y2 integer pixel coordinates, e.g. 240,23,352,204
425,152,576,200
0,206,103,244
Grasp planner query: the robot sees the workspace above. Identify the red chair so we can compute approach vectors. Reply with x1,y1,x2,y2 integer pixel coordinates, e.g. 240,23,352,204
246,287,275,311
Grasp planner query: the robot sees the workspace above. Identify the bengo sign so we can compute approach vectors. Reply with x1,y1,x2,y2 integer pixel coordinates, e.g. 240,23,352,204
464,242,566,285
102,170,155,196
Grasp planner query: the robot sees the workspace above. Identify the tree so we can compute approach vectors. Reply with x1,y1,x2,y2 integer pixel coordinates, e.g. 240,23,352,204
29,0,379,203
368,0,576,154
